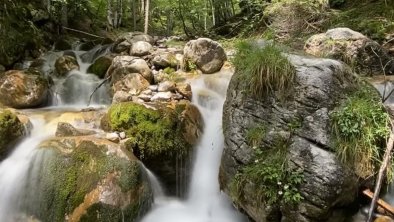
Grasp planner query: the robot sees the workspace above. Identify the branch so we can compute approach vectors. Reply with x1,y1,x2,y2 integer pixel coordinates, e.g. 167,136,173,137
62,27,105,39
87,75,111,106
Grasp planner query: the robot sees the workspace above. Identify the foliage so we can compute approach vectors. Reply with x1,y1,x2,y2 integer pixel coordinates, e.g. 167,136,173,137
326,0,394,42
233,41,296,98
231,136,304,205
108,102,189,159
331,84,390,178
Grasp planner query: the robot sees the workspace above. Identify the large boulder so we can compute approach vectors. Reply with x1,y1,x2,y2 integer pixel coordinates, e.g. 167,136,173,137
22,136,153,222
0,109,25,159
107,56,153,84
106,101,203,195
151,52,178,69
112,73,150,96
130,41,153,57
221,52,362,221
55,55,79,76
0,70,49,108
183,38,227,74
87,54,115,79
114,32,154,53
305,28,394,76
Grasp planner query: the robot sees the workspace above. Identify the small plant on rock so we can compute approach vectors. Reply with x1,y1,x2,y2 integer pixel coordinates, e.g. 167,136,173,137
331,84,391,178
233,41,296,98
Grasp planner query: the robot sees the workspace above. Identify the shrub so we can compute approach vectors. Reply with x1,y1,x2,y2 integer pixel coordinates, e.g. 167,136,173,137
331,84,390,178
233,41,296,98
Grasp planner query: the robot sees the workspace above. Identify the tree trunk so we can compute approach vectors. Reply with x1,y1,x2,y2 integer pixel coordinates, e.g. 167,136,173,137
132,0,137,30
60,3,68,28
107,0,114,29
144,0,150,34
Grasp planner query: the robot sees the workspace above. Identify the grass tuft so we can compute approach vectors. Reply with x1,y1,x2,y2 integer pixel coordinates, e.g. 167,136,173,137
233,41,296,98
331,84,391,178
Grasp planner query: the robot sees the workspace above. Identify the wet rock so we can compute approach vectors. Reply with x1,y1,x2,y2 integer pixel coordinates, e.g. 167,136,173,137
305,28,394,76
183,38,227,74
116,32,155,45
112,91,133,103
55,55,79,76
151,92,172,101
106,101,203,195
176,83,192,100
130,41,153,56
158,81,176,92
80,45,113,63
221,52,359,222
27,136,153,222
112,73,150,96
55,122,96,137
107,56,153,84
113,41,132,53
0,109,25,159
106,132,120,143
87,54,115,78
148,85,158,92
0,70,49,108
151,52,178,68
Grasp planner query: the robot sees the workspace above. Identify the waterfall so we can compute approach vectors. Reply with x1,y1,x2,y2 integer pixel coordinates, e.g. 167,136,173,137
141,73,247,222
0,116,51,222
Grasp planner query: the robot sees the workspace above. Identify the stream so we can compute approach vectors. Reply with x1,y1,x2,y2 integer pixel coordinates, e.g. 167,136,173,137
0,47,245,221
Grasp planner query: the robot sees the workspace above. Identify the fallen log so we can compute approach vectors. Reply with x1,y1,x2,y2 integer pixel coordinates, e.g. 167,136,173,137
363,189,394,216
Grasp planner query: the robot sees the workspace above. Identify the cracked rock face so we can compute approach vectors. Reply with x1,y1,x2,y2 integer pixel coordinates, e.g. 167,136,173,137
221,54,360,222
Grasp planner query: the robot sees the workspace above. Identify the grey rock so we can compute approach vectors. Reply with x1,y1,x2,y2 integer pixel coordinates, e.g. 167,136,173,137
221,52,359,222
55,122,96,137
183,38,227,74
107,56,153,84
130,41,153,56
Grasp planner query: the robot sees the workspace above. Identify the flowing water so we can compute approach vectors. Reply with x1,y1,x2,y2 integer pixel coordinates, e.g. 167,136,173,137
141,73,247,222
0,116,51,221
0,47,111,221
0,44,245,221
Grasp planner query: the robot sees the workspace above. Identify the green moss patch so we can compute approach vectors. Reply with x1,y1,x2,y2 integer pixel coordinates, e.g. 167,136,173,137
0,110,24,157
33,140,146,222
108,102,190,159
331,83,390,178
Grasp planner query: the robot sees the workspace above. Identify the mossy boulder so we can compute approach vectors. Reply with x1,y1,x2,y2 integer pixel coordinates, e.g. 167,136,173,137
23,136,153,222
0,110,25,159
106,101,203,195
0,70,49,108
87,54,115,79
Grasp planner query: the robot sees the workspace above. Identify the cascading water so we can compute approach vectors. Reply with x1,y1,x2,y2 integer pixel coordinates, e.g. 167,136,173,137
142,72,247,222
0,45,111,221
0,116,51,221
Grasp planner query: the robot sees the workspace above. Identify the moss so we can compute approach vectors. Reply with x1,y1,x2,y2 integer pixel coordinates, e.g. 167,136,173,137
34,140,146,222
87,56,113,79
233,41,296,98
331,82,390,179
0,110,24,157
108,102,190,160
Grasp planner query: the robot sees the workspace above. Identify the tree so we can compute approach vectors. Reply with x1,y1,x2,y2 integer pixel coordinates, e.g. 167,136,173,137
144,0,150,33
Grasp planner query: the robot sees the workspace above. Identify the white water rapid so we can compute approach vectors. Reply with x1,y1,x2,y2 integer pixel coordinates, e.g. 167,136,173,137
142,73,247,222
0,116,50,221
